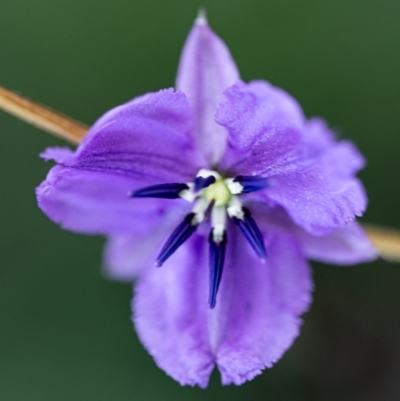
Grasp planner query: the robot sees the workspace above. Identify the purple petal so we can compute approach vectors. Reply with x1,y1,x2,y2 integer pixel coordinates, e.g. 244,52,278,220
133,228,313,387
37,166,182,235
74,89,205,183
133,236,214,388
217,81,367,234
264,153,367,235
37,89,203,235
301,117,336,151
304,118,365,175
40,147,74,164
213,230,313,385
86,92,157,136
217,81,365,179
250,202,377,265
216,81,304,175
298,221,377,265
176,16,240,165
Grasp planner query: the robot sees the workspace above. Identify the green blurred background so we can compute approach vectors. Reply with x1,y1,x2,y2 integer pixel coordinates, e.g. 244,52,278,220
1,0,400,400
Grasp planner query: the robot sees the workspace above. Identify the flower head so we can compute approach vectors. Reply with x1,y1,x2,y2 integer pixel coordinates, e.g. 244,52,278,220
36,15,376,387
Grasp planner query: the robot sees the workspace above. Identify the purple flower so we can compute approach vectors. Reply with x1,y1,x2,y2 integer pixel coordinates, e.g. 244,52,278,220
36,15,376,387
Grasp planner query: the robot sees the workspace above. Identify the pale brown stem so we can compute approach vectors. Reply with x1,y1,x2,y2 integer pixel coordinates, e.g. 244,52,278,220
364,225,400,262
0,86,400,262
0,86,87,144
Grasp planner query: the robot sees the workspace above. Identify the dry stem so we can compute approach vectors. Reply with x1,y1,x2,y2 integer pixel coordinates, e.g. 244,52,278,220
0,86,86,144
364,225,400,262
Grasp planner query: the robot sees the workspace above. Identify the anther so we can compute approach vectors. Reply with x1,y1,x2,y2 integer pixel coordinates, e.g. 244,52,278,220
155,213,198,267
131,183,189,199
231,175,269,194
194,175,216,192
232,207,267,261
208,231,227,309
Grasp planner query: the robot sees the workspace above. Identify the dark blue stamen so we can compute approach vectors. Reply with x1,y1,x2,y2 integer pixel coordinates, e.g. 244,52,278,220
155,213,198,267
131,183,189,199
194,175,216,192
233,175,269,193
233,208,267,260
208,231,227,309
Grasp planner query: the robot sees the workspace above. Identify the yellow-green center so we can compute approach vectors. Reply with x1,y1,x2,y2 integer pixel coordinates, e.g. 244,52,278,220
203,178,232,206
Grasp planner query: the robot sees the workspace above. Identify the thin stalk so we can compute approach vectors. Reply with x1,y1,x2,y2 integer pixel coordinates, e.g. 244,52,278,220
364,225,400,262
0,86,87,144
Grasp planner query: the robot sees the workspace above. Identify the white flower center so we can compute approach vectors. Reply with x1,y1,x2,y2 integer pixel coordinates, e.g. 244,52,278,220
179,169,245,243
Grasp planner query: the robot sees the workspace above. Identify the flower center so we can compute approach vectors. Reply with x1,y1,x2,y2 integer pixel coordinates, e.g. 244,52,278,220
203,177,231,206
130,169,269,308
